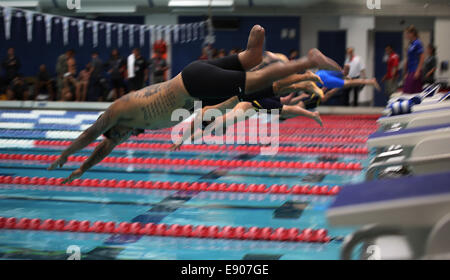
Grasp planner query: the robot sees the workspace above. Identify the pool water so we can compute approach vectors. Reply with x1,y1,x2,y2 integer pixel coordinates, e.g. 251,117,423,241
0,109,378,260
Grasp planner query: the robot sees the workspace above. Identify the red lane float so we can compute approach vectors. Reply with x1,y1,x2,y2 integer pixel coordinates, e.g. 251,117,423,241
0,175,342,196
131,133,370,144
0,153,363,171
34,140,369,155
0,216,332,243
132,132,373,141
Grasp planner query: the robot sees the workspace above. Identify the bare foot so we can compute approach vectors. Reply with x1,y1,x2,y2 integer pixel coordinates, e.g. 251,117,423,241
304,71,323,85
307,48,342,72
304,81,325,99
312,111,323,127
240,25,265,70
371,78,381,91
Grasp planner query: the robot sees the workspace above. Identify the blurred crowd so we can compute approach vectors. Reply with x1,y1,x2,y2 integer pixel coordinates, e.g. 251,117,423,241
0,42,169,102
1,25,439,105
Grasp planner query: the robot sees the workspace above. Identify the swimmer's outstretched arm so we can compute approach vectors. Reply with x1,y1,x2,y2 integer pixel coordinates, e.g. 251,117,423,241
322,88,339,102
203,102,256,140
48,107,120,170
170,111,203,151
276,81,324,99
342,78,380,90
61,137,121,183
274,71,323,91
170,97,240,150
281,105,323,127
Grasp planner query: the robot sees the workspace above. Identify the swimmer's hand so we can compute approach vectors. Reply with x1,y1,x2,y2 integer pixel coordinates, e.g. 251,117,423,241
312,111,323,127
170,142,182,151
48,155,68,170
305,71,323,86
62,168,84,184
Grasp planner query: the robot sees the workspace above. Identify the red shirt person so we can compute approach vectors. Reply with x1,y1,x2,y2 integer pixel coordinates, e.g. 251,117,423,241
382,45,400,97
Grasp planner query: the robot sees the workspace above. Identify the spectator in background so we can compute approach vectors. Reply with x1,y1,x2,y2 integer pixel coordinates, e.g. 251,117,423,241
403,25,425,94
55,49,75,99
151,49,168,84
2,47,21,87
87,51,104,101
342,47,366,106
289,49,299,60
217,49,226,58
60,86,73,102
127,48,149,91
423,44,437,85
7,75,29,100
77,63,91,101
228,48,237,56
199,46,210,60
211,48,219,59
63,50,79,101
107,49,125,100
34,64,54,100
381,45,400,98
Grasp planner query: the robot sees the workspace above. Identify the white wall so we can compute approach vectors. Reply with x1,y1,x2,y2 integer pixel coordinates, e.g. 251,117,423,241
340,16,375,105
435,18,450,82
300,15,340,56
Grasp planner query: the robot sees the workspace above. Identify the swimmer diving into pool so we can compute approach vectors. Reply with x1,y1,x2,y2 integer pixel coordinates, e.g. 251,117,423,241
170,52,325,150
48,25,342,183
315,69,380,91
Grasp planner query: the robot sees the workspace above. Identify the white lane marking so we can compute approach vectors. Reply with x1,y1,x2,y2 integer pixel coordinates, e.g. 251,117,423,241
1,113,40,119
80,124,93,131
31,110,67,115
0,122,34,129
46,131,83,139
0,139,34,148
39,118,81,125
74,113,102,121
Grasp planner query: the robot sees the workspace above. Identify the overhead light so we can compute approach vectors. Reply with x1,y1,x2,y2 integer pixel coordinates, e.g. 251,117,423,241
75,6,137,13
168,0,234,8
0,1,39,7
171,7,234,13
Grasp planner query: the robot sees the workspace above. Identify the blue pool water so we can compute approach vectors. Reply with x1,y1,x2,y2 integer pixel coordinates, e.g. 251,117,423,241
0,109,377,260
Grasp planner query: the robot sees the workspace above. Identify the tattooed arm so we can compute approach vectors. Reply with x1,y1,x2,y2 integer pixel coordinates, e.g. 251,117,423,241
48,105,120,170
61,137,121,183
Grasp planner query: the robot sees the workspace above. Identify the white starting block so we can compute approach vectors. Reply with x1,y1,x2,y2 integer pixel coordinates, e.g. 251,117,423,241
327,172,450,259
412,98,450,112
384,84,450,117
366,124,450,179
387,84,441,106
378,107,450,130
368,123,450,148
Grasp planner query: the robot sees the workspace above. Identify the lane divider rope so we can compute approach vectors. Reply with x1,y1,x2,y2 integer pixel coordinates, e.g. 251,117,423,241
0,216,332,243
0,176,341,195
34,140,369,155
0,153,363,171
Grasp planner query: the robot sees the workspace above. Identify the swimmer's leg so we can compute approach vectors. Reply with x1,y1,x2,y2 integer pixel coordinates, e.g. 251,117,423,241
238,25,265,70
244,49,341,95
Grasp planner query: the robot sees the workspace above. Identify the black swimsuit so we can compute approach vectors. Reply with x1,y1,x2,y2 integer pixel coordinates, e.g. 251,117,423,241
181,55,276,102
251,97,283,113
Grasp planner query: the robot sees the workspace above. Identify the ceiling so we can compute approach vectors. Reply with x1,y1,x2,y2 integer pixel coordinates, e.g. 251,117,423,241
1,0,450,16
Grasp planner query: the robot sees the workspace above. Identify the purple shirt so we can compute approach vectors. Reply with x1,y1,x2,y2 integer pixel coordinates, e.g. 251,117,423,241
407,39,424,73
